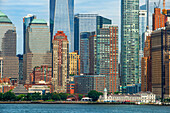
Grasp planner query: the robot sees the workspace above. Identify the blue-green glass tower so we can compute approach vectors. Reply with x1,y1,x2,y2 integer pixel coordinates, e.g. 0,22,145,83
121,0,139,92
50,0,74,52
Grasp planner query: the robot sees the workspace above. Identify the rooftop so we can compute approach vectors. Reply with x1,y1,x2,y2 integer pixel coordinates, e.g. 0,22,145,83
0,11,7,17
0,11,12,23
31,19,47,24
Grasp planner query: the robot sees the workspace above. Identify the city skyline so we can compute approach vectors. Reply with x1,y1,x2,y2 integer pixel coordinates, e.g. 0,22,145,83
1,0,170,54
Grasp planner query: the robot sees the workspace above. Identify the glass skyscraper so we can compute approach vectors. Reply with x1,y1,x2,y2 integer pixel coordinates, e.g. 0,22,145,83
23,14,36,54
80,32,91,74
50,0,74,52
121,0,139,92
139,9,147,83
74,14,111,54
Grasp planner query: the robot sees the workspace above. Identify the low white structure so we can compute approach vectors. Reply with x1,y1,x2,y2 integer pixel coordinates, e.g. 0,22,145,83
98,88,156,103
28,85,50,95
81,97,92,101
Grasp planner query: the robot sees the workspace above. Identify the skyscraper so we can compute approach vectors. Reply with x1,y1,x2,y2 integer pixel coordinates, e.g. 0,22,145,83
69,52,80,75
50,0,74,52
23,14,36,54
52,31,69,93
152,8,165,31
121,0,139,92
139,10,147,83
74,14,112,53
23,19,52,84
96,24,119,93
0,11,19,81
80,32,93,75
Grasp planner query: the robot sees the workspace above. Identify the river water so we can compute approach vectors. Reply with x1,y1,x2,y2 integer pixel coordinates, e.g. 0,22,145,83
0,104,170,113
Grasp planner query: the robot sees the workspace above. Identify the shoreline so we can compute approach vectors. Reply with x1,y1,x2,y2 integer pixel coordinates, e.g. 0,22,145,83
0,101,169,106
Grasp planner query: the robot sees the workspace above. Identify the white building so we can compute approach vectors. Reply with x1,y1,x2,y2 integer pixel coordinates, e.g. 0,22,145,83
98,88,156,103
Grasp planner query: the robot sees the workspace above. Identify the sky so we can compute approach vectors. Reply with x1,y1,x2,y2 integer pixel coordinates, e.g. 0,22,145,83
0,0,170,54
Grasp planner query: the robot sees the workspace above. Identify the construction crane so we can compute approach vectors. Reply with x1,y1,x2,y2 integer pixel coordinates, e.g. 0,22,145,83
154,0,161,8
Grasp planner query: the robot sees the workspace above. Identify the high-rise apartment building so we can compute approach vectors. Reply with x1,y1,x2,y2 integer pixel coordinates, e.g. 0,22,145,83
74,14,111,53
121,0,139,92
0,11,19,81
52,31,69,93
139,10,147,82
23,19,52,84
96,25,119,93
69,52,80,75
50,0,74,52
23,14,36,54
153,8,165,31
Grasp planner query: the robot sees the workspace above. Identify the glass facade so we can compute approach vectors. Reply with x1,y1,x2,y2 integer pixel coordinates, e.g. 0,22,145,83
50,0,74,52
121,0,139,89
139,10,147,83
80,32,91,74
74,14,111,54
23,14,36,54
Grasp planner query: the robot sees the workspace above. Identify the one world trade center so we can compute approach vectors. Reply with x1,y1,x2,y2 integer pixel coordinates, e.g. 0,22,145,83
50,0,74,52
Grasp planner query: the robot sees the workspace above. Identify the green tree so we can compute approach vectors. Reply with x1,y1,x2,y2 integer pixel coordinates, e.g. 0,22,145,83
78,94,83,100
31,93,41,100
52,93,61,101
59,93,69,101
114,91,120,94
88,90,103,101
16,94,26,101
0,93,3,101
24,93,32,101
3,91,16,101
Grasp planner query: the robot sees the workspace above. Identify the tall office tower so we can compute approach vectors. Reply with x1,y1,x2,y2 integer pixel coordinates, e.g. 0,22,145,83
80,32,94,75
141,35,152,92
17,55,23,84
96,25,119,93
50,0,74,52
0,11,19,81
23,19,52,84
52,31,69,93
69,52,80,75
23,14,36,54
139,10,147,83
121,0,139,93
74,14,111,53
153,8,165,31
151,28,169,99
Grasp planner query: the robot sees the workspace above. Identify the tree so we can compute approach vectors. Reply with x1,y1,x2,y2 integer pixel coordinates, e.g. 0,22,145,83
3,91,16,101
0,93,3,101
24,93,32,101
52,93,61,101
88,90,103,101
78,94,83,100
59,93,69,101
16,94,26,101
114,91,120,94
31,93,41,100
